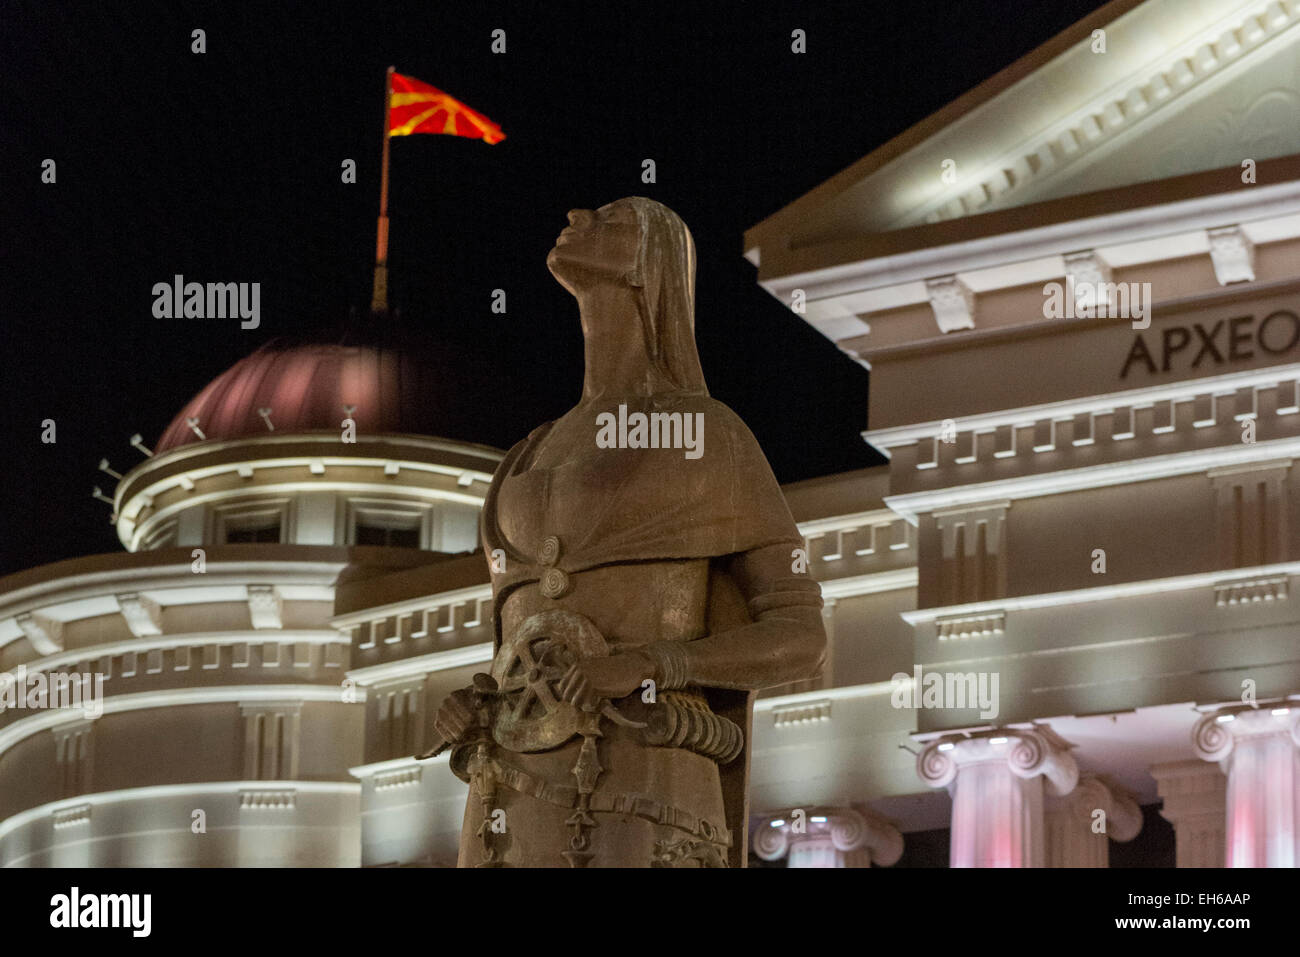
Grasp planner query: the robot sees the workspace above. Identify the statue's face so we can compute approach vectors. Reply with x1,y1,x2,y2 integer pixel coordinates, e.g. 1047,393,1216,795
547,202,642,294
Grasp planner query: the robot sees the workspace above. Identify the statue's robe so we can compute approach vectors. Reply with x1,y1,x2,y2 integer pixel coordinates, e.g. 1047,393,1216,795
470,393,818,867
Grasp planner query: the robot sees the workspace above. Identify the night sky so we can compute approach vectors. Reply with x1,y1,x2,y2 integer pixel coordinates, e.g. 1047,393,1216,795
1,0,1109,576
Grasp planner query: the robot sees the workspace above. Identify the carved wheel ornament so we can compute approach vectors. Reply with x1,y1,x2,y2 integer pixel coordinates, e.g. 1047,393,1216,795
491,609,642,753
492,610,601,752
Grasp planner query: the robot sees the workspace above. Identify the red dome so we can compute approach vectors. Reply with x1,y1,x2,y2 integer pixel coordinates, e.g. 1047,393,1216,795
157,337,466,453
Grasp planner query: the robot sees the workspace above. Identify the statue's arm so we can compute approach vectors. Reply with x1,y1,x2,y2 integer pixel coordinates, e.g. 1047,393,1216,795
642,542,827,692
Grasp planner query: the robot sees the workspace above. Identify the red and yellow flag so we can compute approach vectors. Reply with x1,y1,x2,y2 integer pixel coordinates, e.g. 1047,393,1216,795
387,73,505,144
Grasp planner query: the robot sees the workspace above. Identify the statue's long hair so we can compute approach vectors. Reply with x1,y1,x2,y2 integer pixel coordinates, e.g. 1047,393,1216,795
613,196,709,397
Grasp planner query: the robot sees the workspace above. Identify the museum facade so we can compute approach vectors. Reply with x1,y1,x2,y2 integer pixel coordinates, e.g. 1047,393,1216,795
743,0,1300,867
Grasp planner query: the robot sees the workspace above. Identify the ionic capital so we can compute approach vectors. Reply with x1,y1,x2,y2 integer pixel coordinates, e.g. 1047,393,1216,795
1193,702,1300,764
752,805,903,867
1068,773,1143,843
918,726,1078,796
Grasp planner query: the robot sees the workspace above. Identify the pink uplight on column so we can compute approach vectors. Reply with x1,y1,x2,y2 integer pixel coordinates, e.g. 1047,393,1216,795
1195,707,1300,868
919,727,1078,868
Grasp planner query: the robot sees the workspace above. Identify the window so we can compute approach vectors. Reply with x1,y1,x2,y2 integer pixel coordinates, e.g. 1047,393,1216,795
346,499,429,549
226,521,282,544
355,523,420,548
212,500,291,545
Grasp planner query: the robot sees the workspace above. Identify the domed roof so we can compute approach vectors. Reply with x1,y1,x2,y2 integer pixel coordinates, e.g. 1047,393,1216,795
156,329,483,453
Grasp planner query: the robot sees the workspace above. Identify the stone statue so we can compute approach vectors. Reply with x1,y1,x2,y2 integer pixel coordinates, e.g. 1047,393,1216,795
428,197,826,867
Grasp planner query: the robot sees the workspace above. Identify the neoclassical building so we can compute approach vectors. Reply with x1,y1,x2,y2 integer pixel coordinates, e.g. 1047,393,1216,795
0,330,503,866
743,0,1300,866
4,0,1300,868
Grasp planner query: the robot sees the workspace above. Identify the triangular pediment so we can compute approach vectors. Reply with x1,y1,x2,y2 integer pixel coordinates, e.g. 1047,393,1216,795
746,0,1300,264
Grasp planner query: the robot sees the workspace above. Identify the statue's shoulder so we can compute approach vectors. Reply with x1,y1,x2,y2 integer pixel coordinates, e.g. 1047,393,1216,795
695,396,748,425
521,419,557,446
497,420,556,468
509,418,556,452
692,397,766,453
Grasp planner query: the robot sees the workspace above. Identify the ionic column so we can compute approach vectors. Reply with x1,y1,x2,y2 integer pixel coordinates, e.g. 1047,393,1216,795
752,806,903,868
1151,760,1226,868
1193,704,1300,867
1045,773,1142,867
918,727,1078,868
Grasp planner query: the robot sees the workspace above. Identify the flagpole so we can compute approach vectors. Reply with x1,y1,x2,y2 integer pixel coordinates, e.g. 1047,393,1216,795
371,65,395,315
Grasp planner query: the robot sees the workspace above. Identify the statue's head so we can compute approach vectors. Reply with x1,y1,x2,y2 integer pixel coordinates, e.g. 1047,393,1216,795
548,197,706,395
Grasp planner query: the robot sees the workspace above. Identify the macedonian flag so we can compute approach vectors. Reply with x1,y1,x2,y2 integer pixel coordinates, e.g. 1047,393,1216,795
387,72,505,144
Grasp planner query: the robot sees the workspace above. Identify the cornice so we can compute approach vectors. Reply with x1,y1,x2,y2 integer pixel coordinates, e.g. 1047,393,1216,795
747,0,1300,268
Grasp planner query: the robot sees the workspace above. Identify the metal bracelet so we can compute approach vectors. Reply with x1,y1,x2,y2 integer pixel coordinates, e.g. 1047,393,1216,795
640,640,690,690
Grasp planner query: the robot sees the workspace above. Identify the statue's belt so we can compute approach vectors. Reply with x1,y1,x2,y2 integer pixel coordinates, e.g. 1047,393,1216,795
489,608,743,764
487,752,733,850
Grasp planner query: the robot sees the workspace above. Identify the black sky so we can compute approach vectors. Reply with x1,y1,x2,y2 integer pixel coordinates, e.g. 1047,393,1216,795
0,0,1110,576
